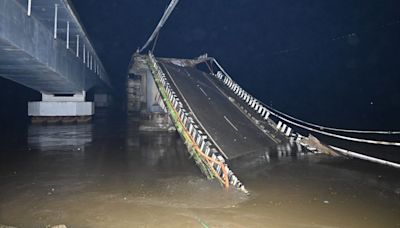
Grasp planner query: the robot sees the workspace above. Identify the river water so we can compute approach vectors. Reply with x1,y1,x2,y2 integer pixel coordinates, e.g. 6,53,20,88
0,112,399,227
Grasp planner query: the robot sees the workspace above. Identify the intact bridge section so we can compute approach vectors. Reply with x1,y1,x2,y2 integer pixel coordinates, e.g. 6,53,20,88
0,0,111,122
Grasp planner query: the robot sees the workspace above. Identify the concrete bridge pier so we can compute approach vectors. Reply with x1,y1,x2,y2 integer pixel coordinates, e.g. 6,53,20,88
138,70,175,131
128,55,174,131
28,92,94,124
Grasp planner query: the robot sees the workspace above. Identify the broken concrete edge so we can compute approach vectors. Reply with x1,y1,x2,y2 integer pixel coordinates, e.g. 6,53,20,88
147,52,249,195
301,134,341,156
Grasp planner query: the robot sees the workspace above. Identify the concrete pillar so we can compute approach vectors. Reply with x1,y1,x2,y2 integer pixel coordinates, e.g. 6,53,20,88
28,92,94,117
146,70,164,113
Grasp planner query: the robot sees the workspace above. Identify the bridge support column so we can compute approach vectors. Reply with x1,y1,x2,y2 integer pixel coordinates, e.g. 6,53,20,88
138,70,174,131
28,92,94,124
129,57,175,131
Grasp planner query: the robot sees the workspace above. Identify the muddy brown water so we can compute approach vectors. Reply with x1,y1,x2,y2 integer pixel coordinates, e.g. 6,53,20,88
0,114,399,227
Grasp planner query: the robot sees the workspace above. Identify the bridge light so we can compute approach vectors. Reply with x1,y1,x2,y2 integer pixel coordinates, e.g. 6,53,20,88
90,53,93,70
66,22,70,49
87,52,89,68
83,44,86,63
76,35,80,57
53,4,58,39
27,0,32,16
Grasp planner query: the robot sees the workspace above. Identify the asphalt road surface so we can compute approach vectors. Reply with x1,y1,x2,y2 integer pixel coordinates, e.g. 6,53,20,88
160,62,277,160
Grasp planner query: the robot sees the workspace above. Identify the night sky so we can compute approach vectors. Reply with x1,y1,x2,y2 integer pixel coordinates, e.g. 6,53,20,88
1,0,400,130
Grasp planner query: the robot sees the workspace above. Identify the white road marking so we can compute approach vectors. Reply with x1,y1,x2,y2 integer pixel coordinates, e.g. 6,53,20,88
204,75,279,144
224,116,239,131
199,87,208,97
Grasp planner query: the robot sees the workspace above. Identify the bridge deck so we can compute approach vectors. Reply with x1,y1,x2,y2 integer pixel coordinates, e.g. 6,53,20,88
160,62,278,159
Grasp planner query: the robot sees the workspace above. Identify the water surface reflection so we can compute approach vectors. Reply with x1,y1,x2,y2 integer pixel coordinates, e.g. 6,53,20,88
28,124,93,151
0,117,399,227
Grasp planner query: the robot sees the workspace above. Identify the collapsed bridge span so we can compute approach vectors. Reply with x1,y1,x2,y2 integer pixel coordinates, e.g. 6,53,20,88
130,52,324,193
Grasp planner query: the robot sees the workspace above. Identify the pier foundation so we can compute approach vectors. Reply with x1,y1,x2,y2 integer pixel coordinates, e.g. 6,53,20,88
28,92,93,123
128,54,174,131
